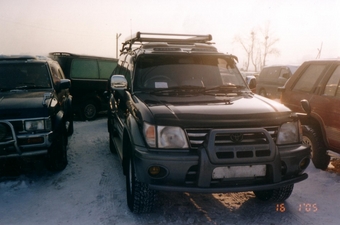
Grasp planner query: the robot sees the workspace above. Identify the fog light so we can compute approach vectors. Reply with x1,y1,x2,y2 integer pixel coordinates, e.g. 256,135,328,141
18,137,44,145
299,157,310,170
149,166,161,175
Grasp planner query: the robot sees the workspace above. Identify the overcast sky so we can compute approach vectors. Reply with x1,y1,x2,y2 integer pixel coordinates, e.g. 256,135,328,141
1,0,339,70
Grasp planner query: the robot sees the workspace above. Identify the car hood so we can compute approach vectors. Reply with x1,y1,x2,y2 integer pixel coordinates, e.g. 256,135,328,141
0,90,55,119
135,92,292,127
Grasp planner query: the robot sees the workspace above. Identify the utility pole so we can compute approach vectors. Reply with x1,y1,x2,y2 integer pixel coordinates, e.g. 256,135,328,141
316,42,323,59
116,33,122,58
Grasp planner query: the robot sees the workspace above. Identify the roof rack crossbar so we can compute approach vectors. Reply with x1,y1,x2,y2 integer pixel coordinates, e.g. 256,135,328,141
121,32,213,52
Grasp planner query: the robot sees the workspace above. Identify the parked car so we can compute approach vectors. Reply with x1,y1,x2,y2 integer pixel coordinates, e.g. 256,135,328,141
241,71,259,80
256,65,299,99
0,55,73,171
241,74,257,93
280,59,340,170
107,32,310,213
49,52,118,120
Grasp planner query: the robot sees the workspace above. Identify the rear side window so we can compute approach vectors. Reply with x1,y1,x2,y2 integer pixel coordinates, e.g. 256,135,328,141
324,65,340,97
293,64,326,92
70,59,98,79
259,68,269,79
260,67,280,80
98,60,117,79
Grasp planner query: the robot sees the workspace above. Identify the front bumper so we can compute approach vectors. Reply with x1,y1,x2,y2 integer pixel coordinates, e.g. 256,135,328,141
0,121,52,158
133,128,311,193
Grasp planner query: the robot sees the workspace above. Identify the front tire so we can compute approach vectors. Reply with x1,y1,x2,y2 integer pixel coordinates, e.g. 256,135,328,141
254,184,294,202
126,156,157,213
302,125,330,170
46,133,68,171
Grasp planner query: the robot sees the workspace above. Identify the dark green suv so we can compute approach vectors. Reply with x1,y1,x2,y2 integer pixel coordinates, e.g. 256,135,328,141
50,52,118,120
108,32,310,213
0,55,73,171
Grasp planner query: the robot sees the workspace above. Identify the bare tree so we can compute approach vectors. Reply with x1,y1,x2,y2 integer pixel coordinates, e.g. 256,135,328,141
260,22,280,69
233,22,280,71
233,30,256,71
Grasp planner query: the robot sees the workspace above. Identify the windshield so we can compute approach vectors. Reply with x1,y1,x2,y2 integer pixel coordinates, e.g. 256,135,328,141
133,55,246,91
0,63,52,91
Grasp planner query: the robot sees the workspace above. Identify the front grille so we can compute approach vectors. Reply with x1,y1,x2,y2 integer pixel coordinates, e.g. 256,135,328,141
185,129,210,149
185,127,278,149
0,120,25,145
0,122,14,143
8,121,24,132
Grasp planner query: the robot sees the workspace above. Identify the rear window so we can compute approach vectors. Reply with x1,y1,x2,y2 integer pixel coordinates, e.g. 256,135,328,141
70,59,98,79
70,58,117,79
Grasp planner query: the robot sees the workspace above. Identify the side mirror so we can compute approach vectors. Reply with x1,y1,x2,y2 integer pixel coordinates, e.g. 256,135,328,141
300,99,311,115
110,75,127,91
55,79,71,92
282,73,290,79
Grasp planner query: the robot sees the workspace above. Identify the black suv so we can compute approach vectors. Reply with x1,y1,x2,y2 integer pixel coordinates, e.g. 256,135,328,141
0,55,73,171
107,32,310,213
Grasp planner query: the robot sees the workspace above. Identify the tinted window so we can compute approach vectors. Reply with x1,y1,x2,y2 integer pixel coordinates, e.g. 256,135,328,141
0,63,51,89
259,68,270,79
70,59,98,79
324,65,340,97
99,60,117,79
269,67,280,78
293,64,326,92
261,67,280,80
280,68,290,79
134,55,243,90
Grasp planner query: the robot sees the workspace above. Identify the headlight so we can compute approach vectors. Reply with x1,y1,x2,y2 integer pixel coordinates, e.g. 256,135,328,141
25,118,51,132
158,126,188,148
143,122,188,149
276,121,301,145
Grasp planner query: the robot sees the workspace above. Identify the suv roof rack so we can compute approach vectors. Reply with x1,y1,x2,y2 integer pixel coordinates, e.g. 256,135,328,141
0,55,48,61
121,32,213,52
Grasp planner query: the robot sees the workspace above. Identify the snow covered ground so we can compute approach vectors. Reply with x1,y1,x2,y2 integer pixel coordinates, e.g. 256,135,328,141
1,117,339,225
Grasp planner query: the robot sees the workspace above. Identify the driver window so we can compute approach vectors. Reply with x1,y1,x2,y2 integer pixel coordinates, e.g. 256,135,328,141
280,68,290,79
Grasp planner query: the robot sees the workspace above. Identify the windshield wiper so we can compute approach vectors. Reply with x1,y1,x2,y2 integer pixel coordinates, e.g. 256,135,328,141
15,85,48,89
205,84,246,93
145,85,205,95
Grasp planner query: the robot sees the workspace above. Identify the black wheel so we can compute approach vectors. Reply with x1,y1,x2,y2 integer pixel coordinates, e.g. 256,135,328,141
254,184,294,202
81,100,97,121
126,156,157,213
302,125,330,170
259,89,267,97
46,133,68,171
